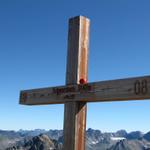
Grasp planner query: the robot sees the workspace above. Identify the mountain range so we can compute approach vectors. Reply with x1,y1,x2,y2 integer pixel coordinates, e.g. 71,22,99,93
1,129,150,150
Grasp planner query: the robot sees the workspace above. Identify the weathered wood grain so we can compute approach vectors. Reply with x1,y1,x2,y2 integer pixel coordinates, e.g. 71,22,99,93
20,75,150,105
63,16,90,150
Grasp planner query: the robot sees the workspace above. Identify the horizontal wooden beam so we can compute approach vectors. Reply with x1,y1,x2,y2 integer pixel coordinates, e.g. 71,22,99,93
20,75,150,105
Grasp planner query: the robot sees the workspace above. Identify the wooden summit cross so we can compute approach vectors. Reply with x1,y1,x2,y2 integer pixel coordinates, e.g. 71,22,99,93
19,16,150,150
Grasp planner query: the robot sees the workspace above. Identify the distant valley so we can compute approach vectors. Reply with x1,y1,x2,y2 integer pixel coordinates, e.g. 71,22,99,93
1,128,150,150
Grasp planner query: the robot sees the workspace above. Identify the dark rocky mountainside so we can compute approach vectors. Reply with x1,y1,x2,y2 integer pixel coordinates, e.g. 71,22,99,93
1,128,150,150
144,132,150,142
108,139,150,150
6,134,62,150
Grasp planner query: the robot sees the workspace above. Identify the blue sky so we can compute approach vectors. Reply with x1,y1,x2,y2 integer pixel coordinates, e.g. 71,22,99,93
0,0,150,132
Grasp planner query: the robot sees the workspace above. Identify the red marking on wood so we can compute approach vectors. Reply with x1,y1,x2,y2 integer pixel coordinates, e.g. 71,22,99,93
79,78,87,84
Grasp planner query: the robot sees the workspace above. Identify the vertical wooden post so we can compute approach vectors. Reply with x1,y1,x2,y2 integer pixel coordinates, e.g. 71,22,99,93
63,16,90,150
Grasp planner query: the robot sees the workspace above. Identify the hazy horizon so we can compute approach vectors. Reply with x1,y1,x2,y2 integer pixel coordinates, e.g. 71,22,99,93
0,127,149,134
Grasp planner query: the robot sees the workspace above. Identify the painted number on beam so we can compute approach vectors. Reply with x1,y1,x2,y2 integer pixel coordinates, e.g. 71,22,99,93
134,80,148,95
